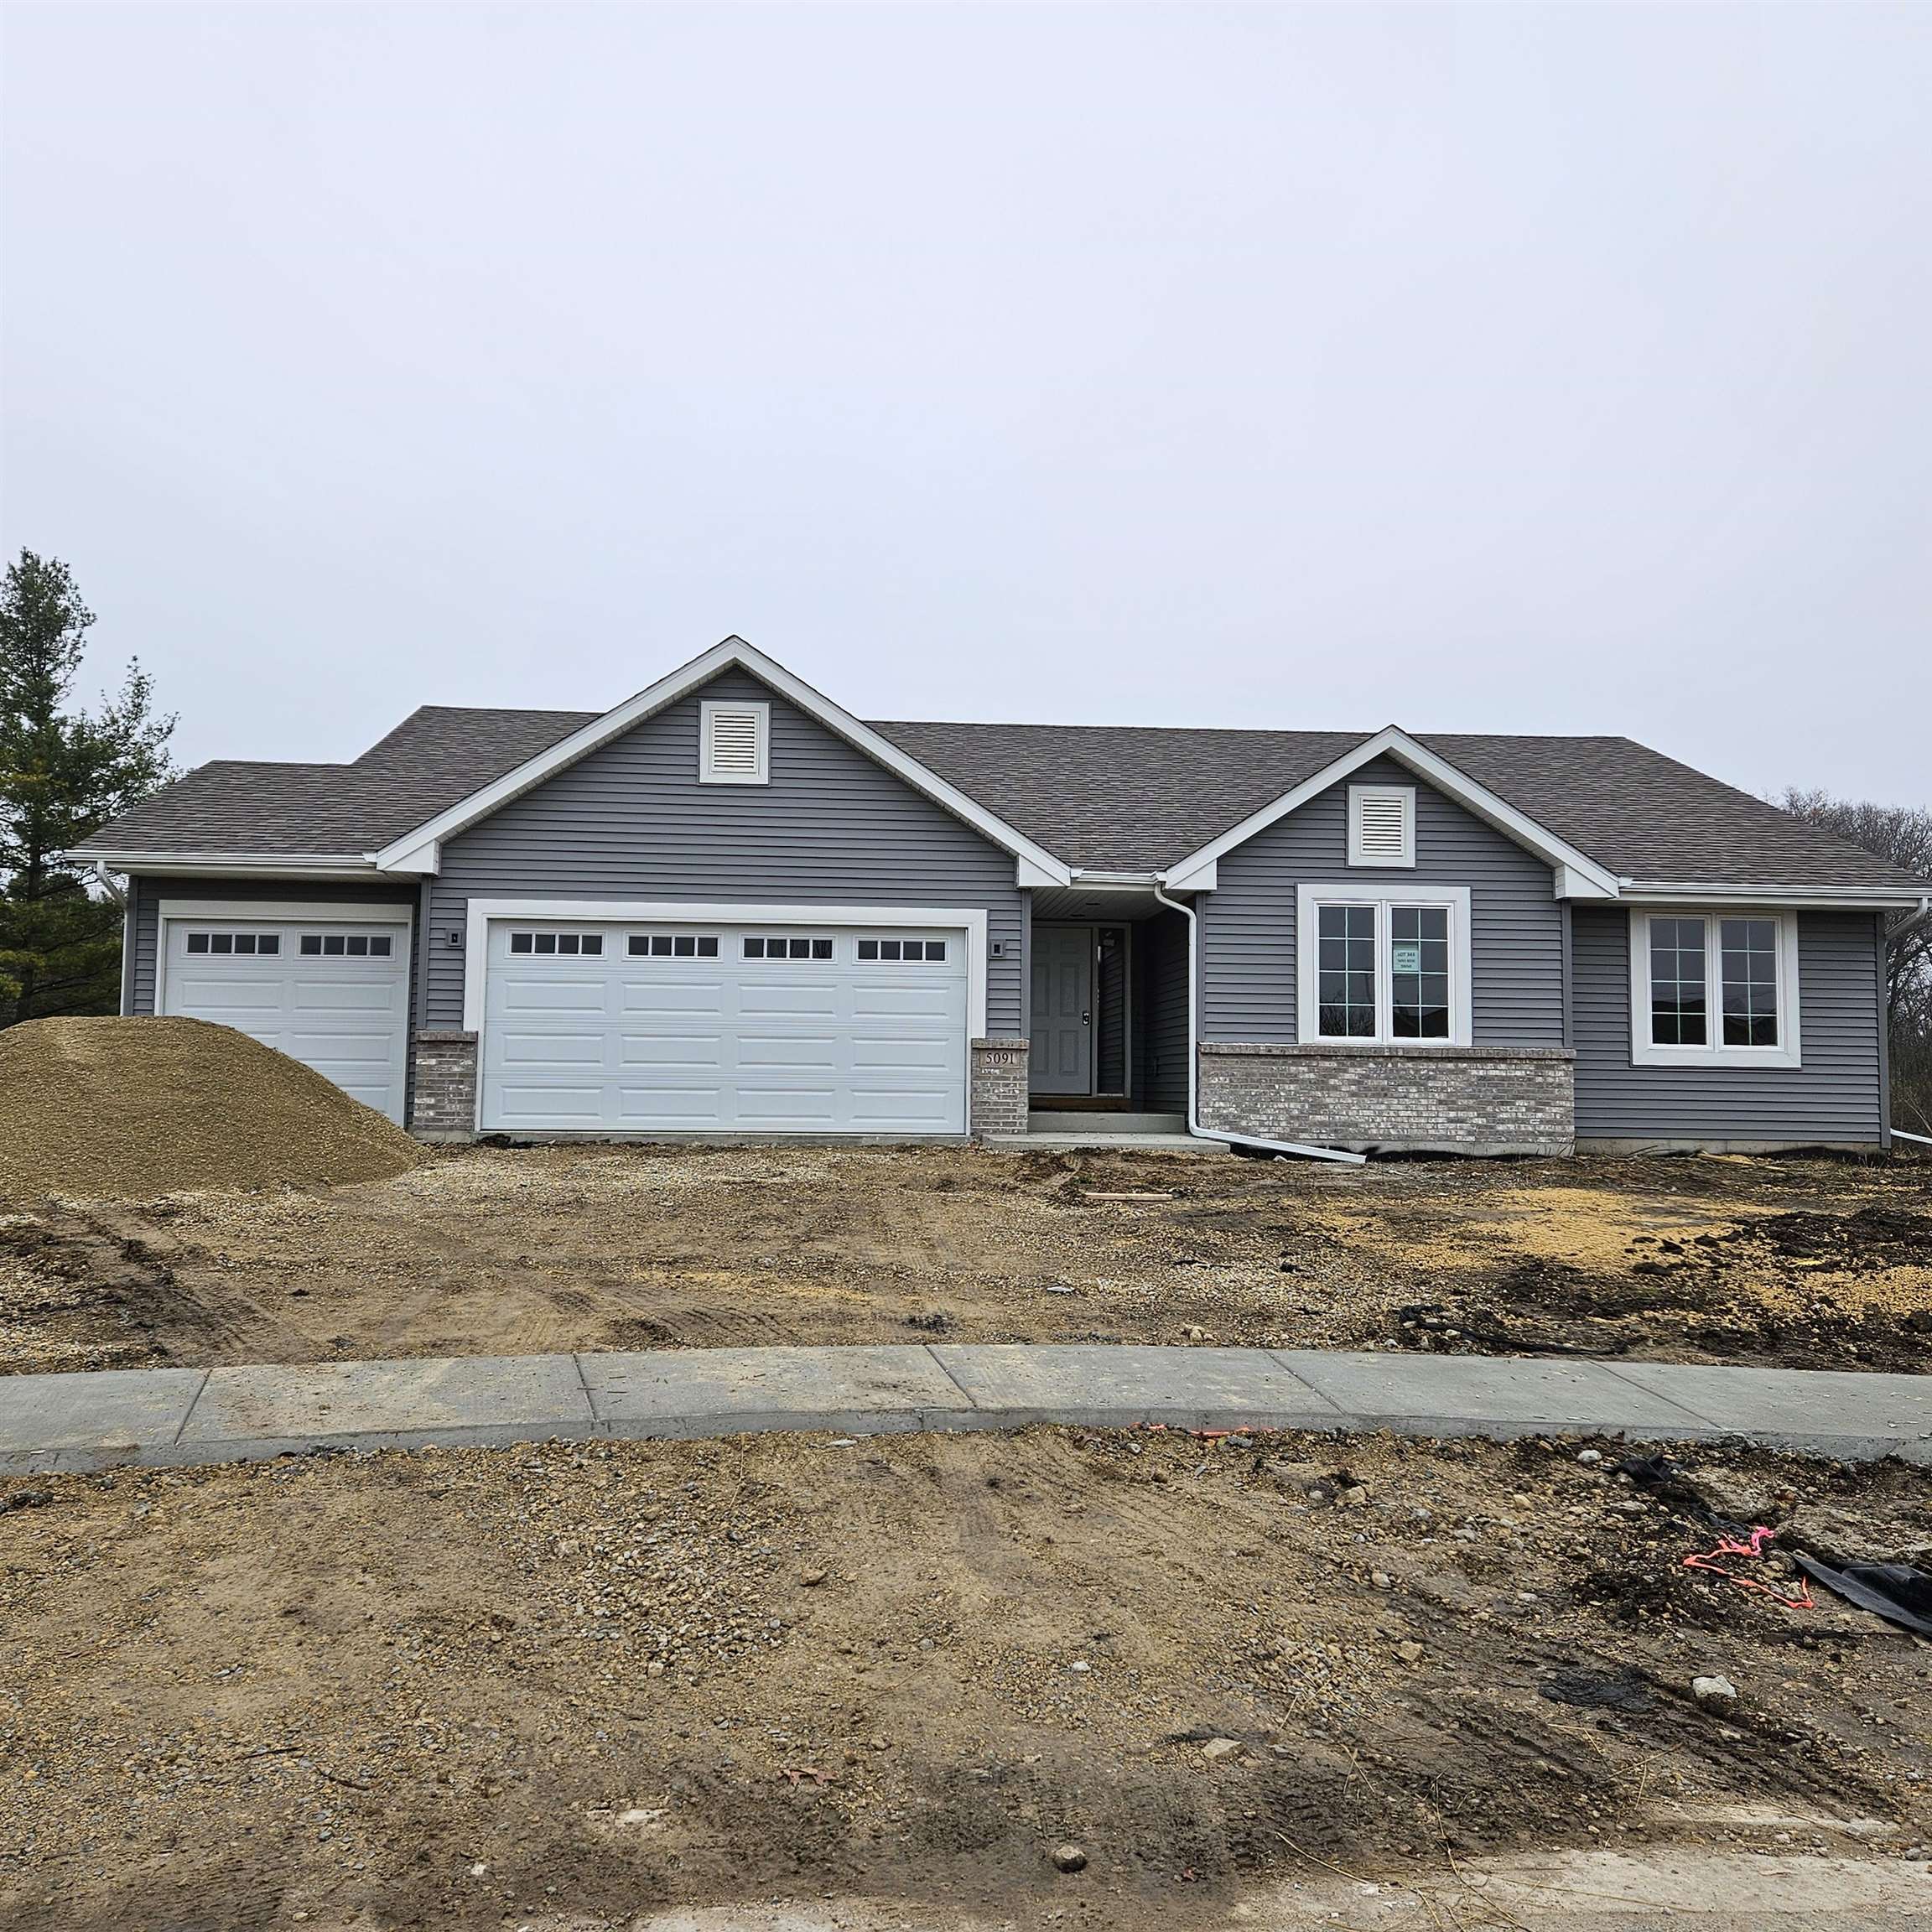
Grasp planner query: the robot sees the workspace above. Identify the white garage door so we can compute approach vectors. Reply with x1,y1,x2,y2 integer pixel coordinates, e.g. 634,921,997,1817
480,918,969,1135
160,917,412,1123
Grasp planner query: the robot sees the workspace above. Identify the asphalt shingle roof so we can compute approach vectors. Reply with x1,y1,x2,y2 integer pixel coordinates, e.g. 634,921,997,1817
80,704,1929,894
871,720,1929,891
80,707,595,858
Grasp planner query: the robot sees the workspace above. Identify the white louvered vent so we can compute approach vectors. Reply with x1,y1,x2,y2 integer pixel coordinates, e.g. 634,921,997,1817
1348,785,1415,867
700,700,769,784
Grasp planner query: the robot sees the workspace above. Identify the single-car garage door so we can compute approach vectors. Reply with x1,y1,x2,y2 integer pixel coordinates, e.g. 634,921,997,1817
159,915,412,1123
480,918,969,1134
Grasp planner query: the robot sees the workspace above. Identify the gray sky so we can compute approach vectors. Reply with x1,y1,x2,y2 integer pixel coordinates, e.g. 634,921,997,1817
4,3,1928,805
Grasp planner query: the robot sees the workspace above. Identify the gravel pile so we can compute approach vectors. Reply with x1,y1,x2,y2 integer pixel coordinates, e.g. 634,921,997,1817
0,1016,423,1202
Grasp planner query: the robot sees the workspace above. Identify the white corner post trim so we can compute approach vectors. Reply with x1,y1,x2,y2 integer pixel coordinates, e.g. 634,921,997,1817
1294,883,1473,1049
461,896,989,1036
118,886,132,1016
1163,726,1619,898
1627,906,1803,1071
373,636,1072,886
1150,880,1364,1166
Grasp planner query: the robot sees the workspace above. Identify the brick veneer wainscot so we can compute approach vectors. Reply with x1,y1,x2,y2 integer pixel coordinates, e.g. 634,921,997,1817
1199,1041,1574,1156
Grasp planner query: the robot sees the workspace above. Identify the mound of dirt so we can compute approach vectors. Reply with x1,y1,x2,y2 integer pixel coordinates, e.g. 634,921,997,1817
0,1016,423,1202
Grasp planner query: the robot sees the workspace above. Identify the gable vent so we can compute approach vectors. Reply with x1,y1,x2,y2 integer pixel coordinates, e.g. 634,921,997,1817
1348,784,1415,867
700,700,769,784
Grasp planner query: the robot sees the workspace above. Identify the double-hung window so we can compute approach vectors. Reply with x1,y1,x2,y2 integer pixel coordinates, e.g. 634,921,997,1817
1630,911,1800,1067
1295,885,1471,1046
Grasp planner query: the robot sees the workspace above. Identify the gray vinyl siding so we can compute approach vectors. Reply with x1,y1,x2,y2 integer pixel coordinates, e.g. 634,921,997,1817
427,670,1025,1034
126,875,422,1017
1571,906,1888,1145
1199,756,1565,1046
1136,907,1192,1109
1097,927,1127,1093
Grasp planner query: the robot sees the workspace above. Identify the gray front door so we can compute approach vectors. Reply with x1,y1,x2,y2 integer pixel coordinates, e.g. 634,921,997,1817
1030,926,1093,1095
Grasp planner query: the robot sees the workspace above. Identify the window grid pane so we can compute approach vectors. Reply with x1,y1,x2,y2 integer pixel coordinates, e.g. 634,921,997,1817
1720,917,1779,1047
1316,905,1376,1038
1389,905,1450,1039
1649,917,1707,1046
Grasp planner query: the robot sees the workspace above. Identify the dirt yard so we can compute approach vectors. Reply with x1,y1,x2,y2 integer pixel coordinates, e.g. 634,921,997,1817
2,1143,1929,1378
3,1426,1931,1930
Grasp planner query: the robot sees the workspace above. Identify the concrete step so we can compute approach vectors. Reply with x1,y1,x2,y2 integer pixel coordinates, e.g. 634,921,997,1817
988,1132,1221,1153
1025,1111,1187,1135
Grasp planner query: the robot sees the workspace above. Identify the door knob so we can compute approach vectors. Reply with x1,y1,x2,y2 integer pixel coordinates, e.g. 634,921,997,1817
1082,1010,1091,1026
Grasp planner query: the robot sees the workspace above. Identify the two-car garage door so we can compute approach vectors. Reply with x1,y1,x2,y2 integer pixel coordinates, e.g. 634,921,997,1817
480,918,969,1134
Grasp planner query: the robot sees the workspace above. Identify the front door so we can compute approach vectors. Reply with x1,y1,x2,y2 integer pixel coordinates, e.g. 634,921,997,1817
1030,925,1093,1096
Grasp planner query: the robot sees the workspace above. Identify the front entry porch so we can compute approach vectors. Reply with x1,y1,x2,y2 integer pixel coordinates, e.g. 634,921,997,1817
1025,891,1194,1136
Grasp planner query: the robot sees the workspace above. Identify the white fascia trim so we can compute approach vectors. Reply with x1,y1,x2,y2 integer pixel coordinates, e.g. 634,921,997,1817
1295,882,1473,1048
1621,881,1929,908
69,850,385,880
371,636,1073,887
1163,726,1621,898
1627,906,1802,1071
153,901,413,1024
461,898,989,1041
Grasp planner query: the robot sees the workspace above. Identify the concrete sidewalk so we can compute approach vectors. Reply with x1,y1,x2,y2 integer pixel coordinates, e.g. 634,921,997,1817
3,1344,1930,1474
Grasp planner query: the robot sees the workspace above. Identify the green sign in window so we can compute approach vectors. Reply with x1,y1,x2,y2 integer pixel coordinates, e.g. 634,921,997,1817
1392,943,1422,974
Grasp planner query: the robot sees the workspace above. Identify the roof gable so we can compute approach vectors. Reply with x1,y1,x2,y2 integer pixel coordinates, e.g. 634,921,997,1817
1159,726,1622,896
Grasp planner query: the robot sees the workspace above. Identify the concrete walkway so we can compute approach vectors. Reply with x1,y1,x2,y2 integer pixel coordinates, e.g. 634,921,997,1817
3,1344,1930,1474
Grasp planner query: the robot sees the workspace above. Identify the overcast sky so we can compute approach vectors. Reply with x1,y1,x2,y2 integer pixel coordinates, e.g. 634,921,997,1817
3,4,1928,805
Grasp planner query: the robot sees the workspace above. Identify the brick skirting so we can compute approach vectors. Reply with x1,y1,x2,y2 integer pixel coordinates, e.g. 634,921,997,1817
1199,1041,1575,1156
970,1037,1031,1138
410,1030,479,1140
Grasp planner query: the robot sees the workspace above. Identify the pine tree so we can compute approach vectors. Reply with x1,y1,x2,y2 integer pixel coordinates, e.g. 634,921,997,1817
0,551,177,1025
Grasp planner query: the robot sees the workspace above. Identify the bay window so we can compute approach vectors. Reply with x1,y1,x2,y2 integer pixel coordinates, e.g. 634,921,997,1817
1295,885,1472,1047
1629,910,1800,1068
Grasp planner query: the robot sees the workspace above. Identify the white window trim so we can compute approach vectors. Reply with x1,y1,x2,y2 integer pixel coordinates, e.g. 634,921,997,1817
1348,784,1415,868
1295,883,1472,1048
1628,908,1802,1070
699,699,769,785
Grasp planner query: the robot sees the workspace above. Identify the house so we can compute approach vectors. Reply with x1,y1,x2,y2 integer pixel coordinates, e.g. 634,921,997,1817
71,637,1929,1156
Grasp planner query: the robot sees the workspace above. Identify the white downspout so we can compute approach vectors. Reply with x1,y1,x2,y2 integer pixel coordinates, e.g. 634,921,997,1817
1152,880,1366,1166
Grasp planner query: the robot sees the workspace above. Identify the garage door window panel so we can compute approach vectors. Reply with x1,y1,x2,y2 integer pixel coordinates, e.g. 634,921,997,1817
509,931,605,957
186,932,281,956
631,934,719,958
858,937,948,962
744,936,834,959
